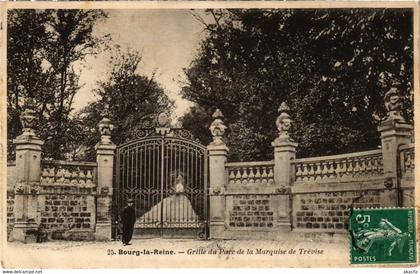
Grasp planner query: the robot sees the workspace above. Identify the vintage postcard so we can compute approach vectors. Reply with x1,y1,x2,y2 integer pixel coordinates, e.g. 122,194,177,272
0,1,418,269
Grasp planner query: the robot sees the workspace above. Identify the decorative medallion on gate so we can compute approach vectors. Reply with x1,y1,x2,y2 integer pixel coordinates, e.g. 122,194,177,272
114,112,209,239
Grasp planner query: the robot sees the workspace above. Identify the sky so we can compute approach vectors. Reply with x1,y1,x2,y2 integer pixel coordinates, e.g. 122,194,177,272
74,9,209,120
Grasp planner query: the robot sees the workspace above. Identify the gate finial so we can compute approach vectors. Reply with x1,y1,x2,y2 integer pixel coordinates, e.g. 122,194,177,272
209,109,227,145
275,102,293,141
19,100,38,138
98,104,114,145
384,87,405,123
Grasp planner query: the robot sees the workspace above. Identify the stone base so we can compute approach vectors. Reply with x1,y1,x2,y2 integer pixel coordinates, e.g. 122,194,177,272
56,230,95,241
276,222,292,230
10,222,38,243
379,188,399,207
209,226,346,242
95,222,112,241
209,222,227,239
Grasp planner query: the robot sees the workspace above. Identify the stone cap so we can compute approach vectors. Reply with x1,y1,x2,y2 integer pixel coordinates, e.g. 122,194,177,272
95,142,117,153
378,120,413,133
272,138,298,148
13,136,44,151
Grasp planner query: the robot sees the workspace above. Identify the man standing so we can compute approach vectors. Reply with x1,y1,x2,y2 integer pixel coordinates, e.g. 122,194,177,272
121,198,136,245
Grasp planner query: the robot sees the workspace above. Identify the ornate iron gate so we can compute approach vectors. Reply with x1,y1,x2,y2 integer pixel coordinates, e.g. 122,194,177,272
113,113,209,238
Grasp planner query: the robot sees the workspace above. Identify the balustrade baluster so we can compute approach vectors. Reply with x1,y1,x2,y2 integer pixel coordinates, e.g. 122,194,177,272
255,167,261,183
377,158,383,174
56,168,65,184
301,163,309,182
41,169,48,184
359,159,367,176
314,162,322,181
71,170,79,184
261,167,268,184
295,164,303,182
308,163,315,182
327,161,335,180
235,168,242,184
337,160,345,179
86,170,93,184
228,169,235,184
344,159,353,178
241,167,249,184
320,162,329,180
42,169,49,177
64,169,71,184
79,169,86,184
248,167,255,184
56,168,63,178
267,168,274,184
371,157,379,175
353,159,361,177
332,160,339,179
365,157,372,175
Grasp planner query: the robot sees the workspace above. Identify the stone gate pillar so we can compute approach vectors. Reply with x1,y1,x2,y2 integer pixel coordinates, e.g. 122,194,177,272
207,109,229,238
95,114,116,241
11,104,44,243
272,103,297,229
378,88,413,207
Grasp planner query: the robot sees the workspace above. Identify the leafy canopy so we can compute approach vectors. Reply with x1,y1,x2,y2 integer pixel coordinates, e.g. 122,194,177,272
7,9,108,160
181,9,413,161
75,47,173,161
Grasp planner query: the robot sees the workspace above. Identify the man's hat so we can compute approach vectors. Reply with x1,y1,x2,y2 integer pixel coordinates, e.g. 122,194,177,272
127,198,134,203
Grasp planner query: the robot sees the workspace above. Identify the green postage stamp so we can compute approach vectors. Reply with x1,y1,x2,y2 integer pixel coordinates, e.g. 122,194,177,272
350,208,416,264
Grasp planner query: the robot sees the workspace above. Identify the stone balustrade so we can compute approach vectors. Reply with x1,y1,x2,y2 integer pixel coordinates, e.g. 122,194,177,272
292,149,384,184
40,160,97,187
226,161,275,185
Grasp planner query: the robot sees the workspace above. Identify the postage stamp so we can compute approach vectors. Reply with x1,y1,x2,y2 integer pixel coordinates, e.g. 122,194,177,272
349,208,417,264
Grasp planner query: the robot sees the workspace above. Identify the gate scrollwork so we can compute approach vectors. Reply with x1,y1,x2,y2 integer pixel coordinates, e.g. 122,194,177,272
114,113,209,239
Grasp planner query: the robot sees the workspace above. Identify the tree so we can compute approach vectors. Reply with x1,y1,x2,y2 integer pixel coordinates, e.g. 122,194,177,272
181,9,413,161
43,10,108,159
7,10,54,160
75,48,173,161
7,9,108,161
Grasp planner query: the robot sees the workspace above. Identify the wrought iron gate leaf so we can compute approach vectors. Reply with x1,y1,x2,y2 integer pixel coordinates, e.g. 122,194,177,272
113,128,209,239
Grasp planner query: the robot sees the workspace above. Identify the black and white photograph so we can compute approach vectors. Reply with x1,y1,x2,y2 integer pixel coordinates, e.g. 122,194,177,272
1,1,418,269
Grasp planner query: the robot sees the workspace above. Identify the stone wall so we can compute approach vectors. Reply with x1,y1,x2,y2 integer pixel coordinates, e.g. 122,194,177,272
293,190,381,231
399,144,415,207
39,194,96,240
7,164,16,240
7,160,98,241
37,160,97,240
290,150,385,233
8,105,116,243
290,148,415,232
216,146,415,238
224,163,277,230
228,194,274,228
7,191,15,238
219,162,287,235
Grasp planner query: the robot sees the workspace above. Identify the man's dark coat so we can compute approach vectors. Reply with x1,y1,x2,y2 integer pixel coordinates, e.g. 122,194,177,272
121,205,136,244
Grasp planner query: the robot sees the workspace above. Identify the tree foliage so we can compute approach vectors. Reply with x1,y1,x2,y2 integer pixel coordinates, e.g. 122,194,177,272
75,48,173,161
181,9,413,161
7,9,108,160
